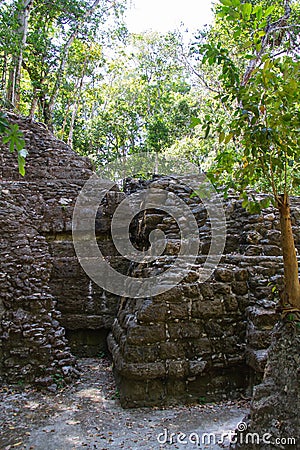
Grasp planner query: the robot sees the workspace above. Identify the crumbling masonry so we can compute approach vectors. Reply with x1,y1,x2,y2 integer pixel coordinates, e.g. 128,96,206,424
1,115,299,409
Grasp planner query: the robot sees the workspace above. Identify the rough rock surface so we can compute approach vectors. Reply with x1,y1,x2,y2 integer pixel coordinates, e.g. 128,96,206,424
109,176,300,407
235,322,300,449
1,114,300,427
0,186,78,386
0,114,125,387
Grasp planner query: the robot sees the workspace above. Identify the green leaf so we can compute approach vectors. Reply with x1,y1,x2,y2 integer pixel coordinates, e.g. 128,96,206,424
220,0,232,6
1,123,27,176
190,117,201,128
2,135,10,145
242,3,252,20
219,131,225,143
0,113,9,133
17,154,26,177
204,124,211,139
247,200,261,214
255,5,263,21
224,133,234,144
260,197,271,209
257,30,266,38
242,199,249,209
15,138,25,152
264,5,275,18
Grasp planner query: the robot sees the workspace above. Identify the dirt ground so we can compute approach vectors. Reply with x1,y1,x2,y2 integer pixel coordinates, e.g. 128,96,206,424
0,357,250,450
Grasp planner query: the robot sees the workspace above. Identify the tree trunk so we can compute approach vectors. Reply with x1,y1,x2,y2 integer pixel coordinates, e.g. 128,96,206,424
278,193,300,309
60,101,72,139
67,103,79,148
154,151,159,174
48,0,102,117
1,53,7,92
7,66,16,106
28,87,38,119
38,92,52,131
7,0,34,107
67,53,89,148
48,31,77,116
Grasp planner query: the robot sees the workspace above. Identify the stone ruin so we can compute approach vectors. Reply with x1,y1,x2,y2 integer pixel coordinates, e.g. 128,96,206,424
108,178,300,408
0,116,299,419
0,114,125,388
237,322,300,449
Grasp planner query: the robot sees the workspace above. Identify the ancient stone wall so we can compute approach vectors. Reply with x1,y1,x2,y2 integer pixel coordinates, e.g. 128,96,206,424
236,323,300,449
1,116,299,412
0,114,125,387
108,176,300,407
0,188,78,387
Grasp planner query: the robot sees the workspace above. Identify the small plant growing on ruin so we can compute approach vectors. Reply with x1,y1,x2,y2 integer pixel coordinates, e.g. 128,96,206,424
52,373,65,389
0,111,27,175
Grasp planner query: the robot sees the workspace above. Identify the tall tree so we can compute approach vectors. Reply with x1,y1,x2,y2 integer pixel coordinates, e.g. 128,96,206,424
72,32,197,167
7,0,34,108
0,0,127,127
194,0,300,313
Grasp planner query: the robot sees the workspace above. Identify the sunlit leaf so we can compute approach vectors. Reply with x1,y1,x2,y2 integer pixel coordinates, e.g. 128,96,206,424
242,3,252,20
264,5,275,17
219,131,225,143
190,117,201,128
220,0,232,6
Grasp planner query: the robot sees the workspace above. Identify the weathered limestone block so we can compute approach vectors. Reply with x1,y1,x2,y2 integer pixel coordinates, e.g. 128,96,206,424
0,192,78,386
236,323,300,449
245,348,268,374
245,304,280,387
191,298,224,318
0,113,125,384
110,177,300,408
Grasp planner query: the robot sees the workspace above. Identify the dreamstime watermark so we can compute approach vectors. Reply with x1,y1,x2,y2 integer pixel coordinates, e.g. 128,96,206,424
156,422,297,447
72,153,226,298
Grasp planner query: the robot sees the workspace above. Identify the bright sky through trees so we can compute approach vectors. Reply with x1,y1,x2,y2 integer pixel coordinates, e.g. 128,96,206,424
125,0,214,34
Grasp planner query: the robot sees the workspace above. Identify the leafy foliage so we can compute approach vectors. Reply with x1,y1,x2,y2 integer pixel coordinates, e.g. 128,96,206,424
72,32,199,167
0,111,26,175
192,0,300,204
1,0,300,191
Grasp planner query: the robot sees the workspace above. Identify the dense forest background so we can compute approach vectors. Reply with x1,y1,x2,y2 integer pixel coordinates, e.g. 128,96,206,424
0,0,299,197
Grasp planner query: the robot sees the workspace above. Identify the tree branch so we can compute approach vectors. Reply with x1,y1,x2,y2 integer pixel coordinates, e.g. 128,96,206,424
242,0,292,86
